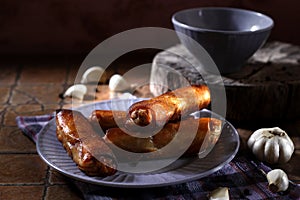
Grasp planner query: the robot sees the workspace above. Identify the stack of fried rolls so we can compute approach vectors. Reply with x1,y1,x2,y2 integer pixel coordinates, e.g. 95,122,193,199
56,85,222,177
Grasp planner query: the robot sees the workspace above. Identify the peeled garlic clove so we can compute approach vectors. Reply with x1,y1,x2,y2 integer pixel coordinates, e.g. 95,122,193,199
109,74,132,92
63,84,87,100
81,66,106,84
267,169,289,193
209,187,229,200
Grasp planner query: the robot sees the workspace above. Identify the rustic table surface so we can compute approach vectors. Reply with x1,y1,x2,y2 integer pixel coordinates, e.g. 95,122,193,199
0,42,299,200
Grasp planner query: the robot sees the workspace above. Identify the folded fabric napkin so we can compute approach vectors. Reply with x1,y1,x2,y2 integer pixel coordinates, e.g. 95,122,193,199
16,114,300,200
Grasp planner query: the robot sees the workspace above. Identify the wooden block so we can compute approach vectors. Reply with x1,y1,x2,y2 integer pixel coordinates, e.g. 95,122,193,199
150,42,300,122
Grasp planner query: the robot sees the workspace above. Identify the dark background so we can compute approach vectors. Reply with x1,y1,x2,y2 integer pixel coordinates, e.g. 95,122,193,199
1,0,299,56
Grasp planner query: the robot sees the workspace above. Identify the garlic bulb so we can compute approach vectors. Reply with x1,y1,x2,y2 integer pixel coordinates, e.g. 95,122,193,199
81,66,107,84
109,74,132,92
209,187,229,200
247,127,294,164
63,84,87,100
267,169,289,192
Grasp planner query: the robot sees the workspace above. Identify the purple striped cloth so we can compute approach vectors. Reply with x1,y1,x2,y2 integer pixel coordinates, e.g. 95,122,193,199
16,114,300,200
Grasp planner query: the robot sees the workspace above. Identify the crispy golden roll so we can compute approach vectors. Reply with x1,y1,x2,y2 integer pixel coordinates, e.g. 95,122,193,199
104,117,222,157
153,117,222,156
104,128,157,153
56,109,117,176
127,85,211,128
89,110,127,131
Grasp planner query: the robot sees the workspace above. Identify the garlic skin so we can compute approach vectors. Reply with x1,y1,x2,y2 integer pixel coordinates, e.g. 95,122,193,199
81,66,107,84
109,74,132,92
267,169,289,193
63,84,87,100
209,187,229,200
247,127,294,164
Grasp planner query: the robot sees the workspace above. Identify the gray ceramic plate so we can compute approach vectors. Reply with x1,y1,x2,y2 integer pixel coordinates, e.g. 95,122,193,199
36,98,239,188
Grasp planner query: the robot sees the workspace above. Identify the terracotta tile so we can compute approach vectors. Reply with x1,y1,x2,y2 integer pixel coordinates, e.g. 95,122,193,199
0,86,11,104
10,84,63,105
0,104,6,111
45,185,82,200
0,65,18,85
49,168,69,185
0,186,44,200
0,127,36,153
0,105,7,124
0,154,47,184
4,104,58,126
19,65,67,84
43,104,61,113
10,88,35,104
4,104,42,126
67,65,80,85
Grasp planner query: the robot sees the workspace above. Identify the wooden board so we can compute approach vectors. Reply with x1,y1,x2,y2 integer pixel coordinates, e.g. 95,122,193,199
150,41,300,122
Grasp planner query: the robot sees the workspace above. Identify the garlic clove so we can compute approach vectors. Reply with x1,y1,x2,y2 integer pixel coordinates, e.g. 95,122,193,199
278,138,294,163
266,169,289,193
264,137,280,164
251,137,267,161
109,74,132,92
63,84,87,100
209,187,229,200
81,66,107,84
119,92,137,99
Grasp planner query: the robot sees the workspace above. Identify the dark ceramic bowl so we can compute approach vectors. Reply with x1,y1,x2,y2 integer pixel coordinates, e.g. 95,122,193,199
172,7,274,74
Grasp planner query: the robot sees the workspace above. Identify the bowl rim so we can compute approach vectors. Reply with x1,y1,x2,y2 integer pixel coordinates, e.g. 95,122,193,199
172,7,274,34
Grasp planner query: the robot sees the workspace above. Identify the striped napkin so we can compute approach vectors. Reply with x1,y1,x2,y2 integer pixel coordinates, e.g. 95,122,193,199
16,114,300,200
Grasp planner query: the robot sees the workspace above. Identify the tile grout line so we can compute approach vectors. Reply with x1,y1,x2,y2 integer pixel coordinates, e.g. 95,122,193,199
0,152,37,155
0,183,45,186
0,65,23,127
6,65,22,104
42,166,51,200
44,59,71,199
43,59,71,199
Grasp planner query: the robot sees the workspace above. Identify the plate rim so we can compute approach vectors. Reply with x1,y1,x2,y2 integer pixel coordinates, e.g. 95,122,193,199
36,98,240,188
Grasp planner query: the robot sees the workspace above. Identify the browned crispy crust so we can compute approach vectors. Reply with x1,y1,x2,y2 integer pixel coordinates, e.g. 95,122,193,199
89,110,127,131
127,85,211,128
153,117,222,156
104,117,222,157
56,109,117,176
104,128,157,153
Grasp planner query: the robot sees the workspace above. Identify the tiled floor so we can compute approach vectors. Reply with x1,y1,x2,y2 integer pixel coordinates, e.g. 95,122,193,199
0,52,157,200
0,54,299,200
0,59,84,200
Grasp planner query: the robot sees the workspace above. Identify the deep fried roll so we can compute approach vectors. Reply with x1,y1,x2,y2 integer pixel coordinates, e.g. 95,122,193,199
104,128,157,153
104,117,222,158
56,109,117,176
89,110,127,131
152,117,222,157
127,85,211,128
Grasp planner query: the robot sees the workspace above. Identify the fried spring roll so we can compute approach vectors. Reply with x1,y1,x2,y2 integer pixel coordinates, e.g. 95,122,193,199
127,85,211,128
56,109,117,176
89,110,127,131
153,117,222,157
104,117,222,158
104,128,157,153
